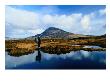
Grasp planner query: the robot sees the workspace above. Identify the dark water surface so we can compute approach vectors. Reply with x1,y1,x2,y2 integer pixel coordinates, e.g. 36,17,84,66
5,50,106,69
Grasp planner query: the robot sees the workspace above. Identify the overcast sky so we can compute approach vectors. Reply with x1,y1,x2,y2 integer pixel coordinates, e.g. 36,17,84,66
5,5,106,38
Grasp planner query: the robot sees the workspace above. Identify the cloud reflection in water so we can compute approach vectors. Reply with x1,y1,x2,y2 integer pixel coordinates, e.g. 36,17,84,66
5,50,106,69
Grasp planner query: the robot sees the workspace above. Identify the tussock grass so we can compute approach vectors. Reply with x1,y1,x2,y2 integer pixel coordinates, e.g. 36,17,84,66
5,37,106,56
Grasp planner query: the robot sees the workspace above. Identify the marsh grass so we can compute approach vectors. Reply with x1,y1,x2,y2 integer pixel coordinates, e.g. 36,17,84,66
5,37,106,56
6,40,36,56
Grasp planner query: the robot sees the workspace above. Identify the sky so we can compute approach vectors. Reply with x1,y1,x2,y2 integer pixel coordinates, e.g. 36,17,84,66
5,5,106,38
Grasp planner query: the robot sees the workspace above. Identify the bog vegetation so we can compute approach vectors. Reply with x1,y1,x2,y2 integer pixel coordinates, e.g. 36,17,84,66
5,35,106,56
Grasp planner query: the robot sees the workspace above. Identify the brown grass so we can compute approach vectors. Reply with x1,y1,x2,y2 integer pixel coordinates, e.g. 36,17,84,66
5,38,106,56
5,40,37,56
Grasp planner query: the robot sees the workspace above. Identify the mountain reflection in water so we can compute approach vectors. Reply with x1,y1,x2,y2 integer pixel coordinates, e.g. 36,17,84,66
5,49,106,69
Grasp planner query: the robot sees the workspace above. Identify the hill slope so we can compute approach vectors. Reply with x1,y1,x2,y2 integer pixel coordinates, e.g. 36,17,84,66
27,27,88,39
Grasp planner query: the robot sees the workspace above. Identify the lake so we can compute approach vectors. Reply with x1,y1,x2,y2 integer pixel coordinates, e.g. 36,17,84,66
5,49,106,69
83,45,102,48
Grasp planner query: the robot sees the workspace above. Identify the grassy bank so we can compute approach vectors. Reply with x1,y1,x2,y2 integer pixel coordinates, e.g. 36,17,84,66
5,40,37,56
5,37,106,56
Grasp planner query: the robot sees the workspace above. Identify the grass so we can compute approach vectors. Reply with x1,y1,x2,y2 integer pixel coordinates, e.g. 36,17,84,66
5,40,36,56
5,37,106,56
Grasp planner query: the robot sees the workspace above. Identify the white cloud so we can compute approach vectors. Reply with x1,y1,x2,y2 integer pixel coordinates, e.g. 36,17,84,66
5,6,106,38
28,28,44,35
81,15,90,29
41,13,82,32
99,9,106,16
6,6,40,30
42,15,54,24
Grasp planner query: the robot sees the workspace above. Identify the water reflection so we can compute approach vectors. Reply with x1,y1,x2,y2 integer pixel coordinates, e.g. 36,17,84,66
35,49,41,62
5,47,106,69
83,45,101,48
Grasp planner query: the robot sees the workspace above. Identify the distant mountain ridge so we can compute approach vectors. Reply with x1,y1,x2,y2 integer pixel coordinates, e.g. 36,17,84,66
6,27,106,40
27,27,89,39
40,27,73,38
5,21,106,40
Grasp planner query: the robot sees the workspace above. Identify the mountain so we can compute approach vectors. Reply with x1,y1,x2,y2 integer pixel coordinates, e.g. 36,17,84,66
26,27,89,39
40,27,73,38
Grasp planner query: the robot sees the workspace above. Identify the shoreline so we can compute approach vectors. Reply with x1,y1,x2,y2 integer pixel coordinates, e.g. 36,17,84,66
5,39,106,56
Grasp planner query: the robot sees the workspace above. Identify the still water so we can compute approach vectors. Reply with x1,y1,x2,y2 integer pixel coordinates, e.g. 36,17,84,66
5,50,106,69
